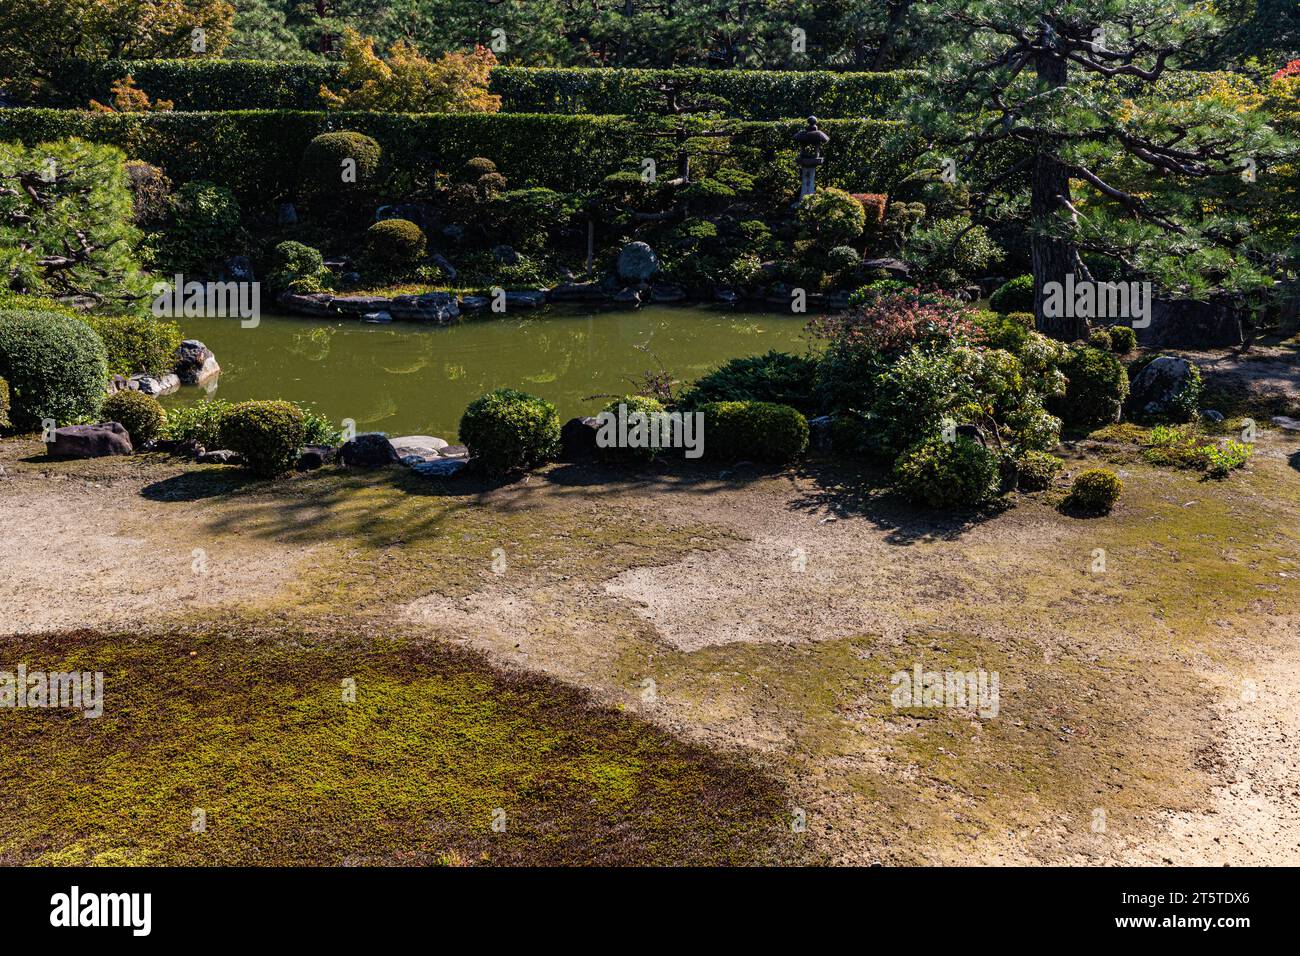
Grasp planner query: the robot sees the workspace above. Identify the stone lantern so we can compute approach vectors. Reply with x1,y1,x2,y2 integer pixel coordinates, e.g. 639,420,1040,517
794,115,830,199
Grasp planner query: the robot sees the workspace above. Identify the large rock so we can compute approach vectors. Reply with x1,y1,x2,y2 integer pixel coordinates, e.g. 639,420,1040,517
129,372,180,396
1126,356,1199,421
548,282,610,303
649,283,686,304
1137,298,1244,349
410,458,468,478
220,255,255,283
339,433,400,467
296,444,336,471
560,416,601,461
391,435,449,463
492,244,520,266
807,415,833,454
46,423,133,458
174,340,220,386
861,257,911,280
430,253,457,281
388,292,460,324
617,242,659,285
504,290,546,310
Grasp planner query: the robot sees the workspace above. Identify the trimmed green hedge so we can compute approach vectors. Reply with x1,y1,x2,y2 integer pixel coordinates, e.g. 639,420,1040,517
0,108,915,206
40,60,919,120
0,309,109,430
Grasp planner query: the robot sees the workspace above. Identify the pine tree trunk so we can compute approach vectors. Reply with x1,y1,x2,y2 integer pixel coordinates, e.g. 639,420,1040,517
1031,48,1087,341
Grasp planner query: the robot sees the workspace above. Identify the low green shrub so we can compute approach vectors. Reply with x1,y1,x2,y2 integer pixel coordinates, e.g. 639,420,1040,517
892,434,1000,508
1203,439,1252,479
217,400,306,477
599,395,666,462
363,219,427,274
1067,468,1122,514
267,240,332,294
0,375,9,429
459,388,561,474
1052,345,1129,429
101,390,166,445
162,400,229,448
1015,450,1063,491
700,400,809,464
971,309,1033,354
1108,325,1137,354
680,351,819,414
1087,328,1114,351
0,309,109,429
989,275,1034,314
83,313,182,377
798,188,865,248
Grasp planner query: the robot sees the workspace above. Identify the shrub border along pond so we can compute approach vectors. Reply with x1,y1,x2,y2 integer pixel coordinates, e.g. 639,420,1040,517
39,60,921,120
0,109,916,207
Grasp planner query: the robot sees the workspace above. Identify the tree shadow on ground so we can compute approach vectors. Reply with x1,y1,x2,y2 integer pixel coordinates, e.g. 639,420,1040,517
786,458,1013,545
140,468,260,501
1289,449,1300,475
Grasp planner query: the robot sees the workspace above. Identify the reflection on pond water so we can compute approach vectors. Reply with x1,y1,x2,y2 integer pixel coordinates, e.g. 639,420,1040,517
165,306,817,440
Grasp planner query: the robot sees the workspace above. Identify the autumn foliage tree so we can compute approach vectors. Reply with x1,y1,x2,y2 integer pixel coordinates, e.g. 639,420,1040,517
319,28,501,113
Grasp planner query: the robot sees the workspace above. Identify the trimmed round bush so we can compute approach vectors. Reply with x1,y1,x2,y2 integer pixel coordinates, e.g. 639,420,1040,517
465,157,498,178
101,390,166,445
0,309,109,430
363,219,427,272
700,400,809,464
1068,468,1122,514
300,131,381,196
681,351,819,414
989,275,1034,314
892,434,1000,509
599,394,666,462
268,240,330,294
0,375,10,429
1087,327,1114,351
1051,345,1129,429
1108,325,1137,354
1016,450,1063,491
827,245,861,275
459,388,561,474
798,187,866,247
217,400,306,478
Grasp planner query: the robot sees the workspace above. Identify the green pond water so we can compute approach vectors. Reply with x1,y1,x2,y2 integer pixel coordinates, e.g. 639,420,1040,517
164,306,816,440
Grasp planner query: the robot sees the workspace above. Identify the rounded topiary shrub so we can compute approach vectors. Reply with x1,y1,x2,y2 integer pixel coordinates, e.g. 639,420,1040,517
599,394,666,462
892,434,1000,508
0,309,109,430
217,400,306,478
363,219,427,273
1016,450,1064,491
465,157,498,178
989,275,1034,314
798,187,866,247
268,240,330,294
827,245,861,275
1067,468,1122,515
1051,345,1129,429
300,131,381,196
700,400,809,464
101,390,166,445
1087,327,1114,351
1108,325,1137,354
459,388,561,475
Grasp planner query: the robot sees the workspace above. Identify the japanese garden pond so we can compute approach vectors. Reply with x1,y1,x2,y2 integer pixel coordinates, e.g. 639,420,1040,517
163,305,816,440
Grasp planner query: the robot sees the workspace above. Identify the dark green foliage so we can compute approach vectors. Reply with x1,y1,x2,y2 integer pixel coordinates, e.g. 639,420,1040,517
266,240,331,294
363,219,426,273
989,275,1034,314
1088,328,1114,351
680,351,819,414
0,109,913,209
699,401,809,464
0,375,9,429
0,309,108,429
44,61,920,119
161,399,229,448
798,188,865,249
892,434,1000,508
101,390,166,445
217,399,306,478
299,130,381,222
1108,325,1137,355
970,310,1032,354
1052,346,1129,429
492,188,568,251
1067,468,1123,515
1015,450,1063,491
165,180,242,275
83,313,182,377
459,388,561,475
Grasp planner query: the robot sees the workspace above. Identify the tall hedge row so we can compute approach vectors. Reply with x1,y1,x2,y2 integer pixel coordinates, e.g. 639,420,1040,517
0,108,917,205
37,60,919,120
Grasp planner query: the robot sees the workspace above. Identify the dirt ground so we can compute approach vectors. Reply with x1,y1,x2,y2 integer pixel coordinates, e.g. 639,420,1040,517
3,412,1298,865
